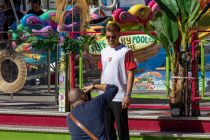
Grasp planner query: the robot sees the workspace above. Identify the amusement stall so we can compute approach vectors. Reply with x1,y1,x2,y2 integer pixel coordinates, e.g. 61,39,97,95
0,0,210,140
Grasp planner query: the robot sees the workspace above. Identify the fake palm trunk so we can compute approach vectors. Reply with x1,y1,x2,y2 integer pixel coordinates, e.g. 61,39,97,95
171,35,192,117
171,34,188,103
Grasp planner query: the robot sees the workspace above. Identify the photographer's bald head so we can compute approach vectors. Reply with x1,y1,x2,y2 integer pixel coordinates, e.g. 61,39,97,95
68,88,89,108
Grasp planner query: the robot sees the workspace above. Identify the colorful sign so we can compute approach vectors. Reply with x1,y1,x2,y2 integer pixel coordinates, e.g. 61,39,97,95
89,34,155,55
59,71,66,112
58,54,66,112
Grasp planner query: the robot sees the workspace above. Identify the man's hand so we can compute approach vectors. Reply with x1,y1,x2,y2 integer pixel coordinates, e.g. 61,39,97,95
122,96,131,109
82,85,94,93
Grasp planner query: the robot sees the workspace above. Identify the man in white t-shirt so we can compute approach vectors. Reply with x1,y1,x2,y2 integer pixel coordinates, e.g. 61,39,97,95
98,22,137,140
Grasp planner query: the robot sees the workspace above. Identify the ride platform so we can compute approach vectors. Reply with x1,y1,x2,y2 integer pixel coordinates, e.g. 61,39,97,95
0,108,210,139
0,89,210,139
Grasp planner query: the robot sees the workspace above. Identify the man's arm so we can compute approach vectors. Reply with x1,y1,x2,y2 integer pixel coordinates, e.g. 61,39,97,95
126,70,135,95
122,70,134,109
83,84,118,110
82,84,107,93
122,50,137,109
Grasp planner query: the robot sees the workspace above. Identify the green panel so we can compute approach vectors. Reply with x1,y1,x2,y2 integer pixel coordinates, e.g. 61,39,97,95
0,131,70,140
91,92,167,99
201,42,205,98
166,55,170,96
139,137,209,140
92,92,210,100
0,131,209,140
79,48,83,88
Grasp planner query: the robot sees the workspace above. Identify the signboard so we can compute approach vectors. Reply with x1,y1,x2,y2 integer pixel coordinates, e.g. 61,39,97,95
89,34,155,55
59,71,66,112
58,54,66,112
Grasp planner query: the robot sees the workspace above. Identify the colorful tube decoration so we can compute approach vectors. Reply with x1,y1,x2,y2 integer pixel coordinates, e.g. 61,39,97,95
88,3,160,62
12,4,82,65
1,0,86,94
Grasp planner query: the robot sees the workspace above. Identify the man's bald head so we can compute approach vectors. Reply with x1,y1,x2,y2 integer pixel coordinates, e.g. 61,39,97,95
68,88,84,104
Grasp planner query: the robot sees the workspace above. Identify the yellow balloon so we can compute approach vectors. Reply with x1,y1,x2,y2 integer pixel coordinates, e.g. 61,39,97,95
128,4,151,21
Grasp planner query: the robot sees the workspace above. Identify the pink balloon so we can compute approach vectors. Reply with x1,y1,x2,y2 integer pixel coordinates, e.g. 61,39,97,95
152,3,159,13
148,0,156,8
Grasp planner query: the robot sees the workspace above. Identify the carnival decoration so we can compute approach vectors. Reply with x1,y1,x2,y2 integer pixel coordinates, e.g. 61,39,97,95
0,49,27,93
87,2,160,62
6,0,90,110
112,2,159,29
55,0,90,112
12,0,86,64
0,0,89,94
112,5,151,28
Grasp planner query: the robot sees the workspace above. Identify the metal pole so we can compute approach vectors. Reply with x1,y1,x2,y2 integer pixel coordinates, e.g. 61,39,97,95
166,55,170,95
191,32,200,116
65,53,70,112
201,41,205,98
79,46,83,88
70,32,75,89
55,44,59,104
48,48,51,93
191,32,196,114
47,0,50,9
9,0,19,23
70,52,75,89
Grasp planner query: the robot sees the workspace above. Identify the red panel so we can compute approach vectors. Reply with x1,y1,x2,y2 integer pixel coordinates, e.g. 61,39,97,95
129,119,160,131
129,104,169,110
129,104,210,111
0,114,66,127
200,0,210,9
128,119,210,133
1,114,210,133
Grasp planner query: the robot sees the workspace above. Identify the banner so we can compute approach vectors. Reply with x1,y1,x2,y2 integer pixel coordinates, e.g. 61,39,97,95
89,34,155,55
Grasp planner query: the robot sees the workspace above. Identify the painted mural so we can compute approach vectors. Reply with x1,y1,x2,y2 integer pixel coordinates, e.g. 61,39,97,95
85,39,210,92
132,45,210,91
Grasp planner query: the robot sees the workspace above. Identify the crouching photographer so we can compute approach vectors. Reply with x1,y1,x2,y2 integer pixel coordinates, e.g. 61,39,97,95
67,84,118,140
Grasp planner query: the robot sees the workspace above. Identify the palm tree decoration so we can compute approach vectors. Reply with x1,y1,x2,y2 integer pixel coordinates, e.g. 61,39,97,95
62,35,96,54
151,0,200,116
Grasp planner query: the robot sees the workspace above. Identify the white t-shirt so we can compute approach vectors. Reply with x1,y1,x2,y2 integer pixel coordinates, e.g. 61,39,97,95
98,44,136,102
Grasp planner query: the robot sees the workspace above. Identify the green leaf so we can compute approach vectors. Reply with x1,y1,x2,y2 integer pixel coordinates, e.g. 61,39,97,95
182,0,192,15
156,0,179,20
162,13,179,43
159,33,170,53
27,36,39,45
152,12,179,44
188,0,200,27
176,0,189,25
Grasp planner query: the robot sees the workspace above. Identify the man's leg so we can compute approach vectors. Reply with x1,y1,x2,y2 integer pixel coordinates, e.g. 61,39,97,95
113,102,129,140
105,104,117,140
